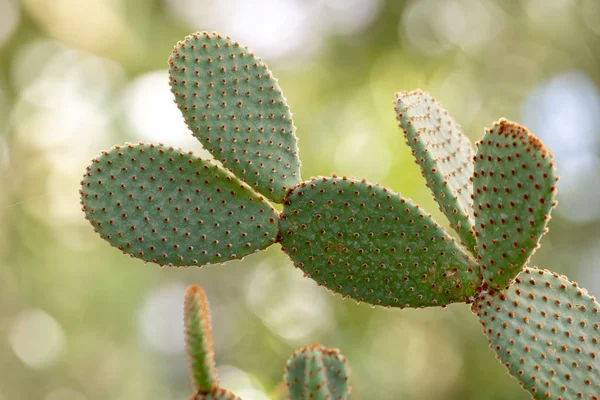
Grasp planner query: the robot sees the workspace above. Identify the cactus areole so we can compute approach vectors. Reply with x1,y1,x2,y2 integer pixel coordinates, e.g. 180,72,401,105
80,31,600,399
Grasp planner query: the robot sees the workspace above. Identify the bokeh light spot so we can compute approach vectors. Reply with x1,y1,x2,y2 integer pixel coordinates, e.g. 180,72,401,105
0,0,20,48
218,365,270,400
522,71,600,223
122,71,209,156
245,262,333,342
8,309,66,368
138,284,186,355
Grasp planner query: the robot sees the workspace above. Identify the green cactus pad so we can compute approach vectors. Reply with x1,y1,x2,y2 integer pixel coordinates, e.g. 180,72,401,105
473,267,600,399
394,89,476,252
169,31,301,203
185,285,218,393
473,119,558,290
285,343,350,400
188,388,242,400
79,143,279,267
279,176,480,308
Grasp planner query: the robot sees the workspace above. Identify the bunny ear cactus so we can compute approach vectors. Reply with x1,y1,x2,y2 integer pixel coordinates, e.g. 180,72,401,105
473,268,600,399
472,119,557,290
285,343,350,400
80,143,279,266
79,30,600,399
182,284,351,400
80,31,301,268
279,176,480,308
168,31,301,203
394,90,477,252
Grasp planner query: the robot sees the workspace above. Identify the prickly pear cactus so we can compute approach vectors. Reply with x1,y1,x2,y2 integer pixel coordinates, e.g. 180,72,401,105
80,143,279,267
168,31,301,203
279,175,480,308
473,267,600,399
79,29,600,399
183,285,352,400
285,343,350,400
473,119,557,290
394,90,477,252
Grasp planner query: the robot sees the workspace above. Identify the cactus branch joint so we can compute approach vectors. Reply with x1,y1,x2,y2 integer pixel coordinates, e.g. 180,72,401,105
79,31,600,399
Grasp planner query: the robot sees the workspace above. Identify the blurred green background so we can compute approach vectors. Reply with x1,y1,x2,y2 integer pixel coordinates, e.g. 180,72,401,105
1,0,600,399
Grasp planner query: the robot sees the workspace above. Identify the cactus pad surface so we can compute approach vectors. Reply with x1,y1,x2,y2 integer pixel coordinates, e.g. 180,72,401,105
394,89,476,251
473,267,600,399
285,343,350,400
80,143,279,267
279,176,480,308
169,31,301,203
473,119,557,290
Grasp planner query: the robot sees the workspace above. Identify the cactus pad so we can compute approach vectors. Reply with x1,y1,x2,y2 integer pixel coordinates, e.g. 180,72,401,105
80,143,279,267
473,267,600,399
473,119,557,290
285,343,350,400
279,176,480,308
169,31,301,203
394,89,476,251
185,285,218,393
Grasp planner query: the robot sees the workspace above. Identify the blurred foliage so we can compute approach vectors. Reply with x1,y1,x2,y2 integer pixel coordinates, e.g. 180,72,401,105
1,0,600,399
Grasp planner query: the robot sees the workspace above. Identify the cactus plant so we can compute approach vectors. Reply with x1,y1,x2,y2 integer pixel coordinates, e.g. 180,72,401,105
80,31,600,399
183,284,350,400
285,343,350,400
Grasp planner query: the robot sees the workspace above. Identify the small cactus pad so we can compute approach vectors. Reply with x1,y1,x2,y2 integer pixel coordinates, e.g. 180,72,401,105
285,343,350,400
188,388,242,400
185,285,218,393
473,119,557,290
394,89,476,252
169,31,301,203
80,143,279,267
473,267,600,399
279,176,480,308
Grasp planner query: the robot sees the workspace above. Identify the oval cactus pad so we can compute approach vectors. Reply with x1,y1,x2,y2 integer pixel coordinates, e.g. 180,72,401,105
473,119,557,290
394,89,476,252
80,143,279,267
169,31,301,203
280,176,480,308
473,267,600,399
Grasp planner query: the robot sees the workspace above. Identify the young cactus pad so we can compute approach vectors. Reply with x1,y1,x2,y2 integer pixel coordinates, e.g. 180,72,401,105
394,90,477,252
473,267,600,399
185,285,218,393
183,284,351,400
168,31,301,203
79,143,279,267
285,343,351,400
184,284,241,399
473,119,557,290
